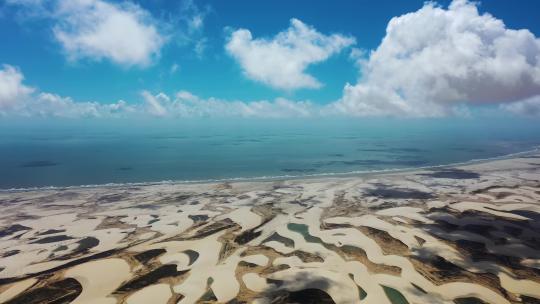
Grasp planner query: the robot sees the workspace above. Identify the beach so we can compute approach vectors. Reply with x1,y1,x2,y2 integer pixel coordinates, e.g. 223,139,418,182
1,153,540,304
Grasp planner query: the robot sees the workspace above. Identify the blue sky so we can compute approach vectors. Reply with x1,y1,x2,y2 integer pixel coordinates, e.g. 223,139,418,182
1,0,540,118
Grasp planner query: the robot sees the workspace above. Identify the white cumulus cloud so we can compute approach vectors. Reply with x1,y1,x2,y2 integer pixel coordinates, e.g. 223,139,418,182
5,0,166,67
0,64,134,118
0,64,35,109
53,0,166,67
226,18,355,90
334,0,540,117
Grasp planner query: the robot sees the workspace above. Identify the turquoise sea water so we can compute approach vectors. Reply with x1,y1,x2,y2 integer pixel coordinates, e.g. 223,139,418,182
1,118,540,189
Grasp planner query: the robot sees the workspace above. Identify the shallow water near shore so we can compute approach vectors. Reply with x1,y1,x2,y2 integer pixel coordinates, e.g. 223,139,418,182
1,118,540,189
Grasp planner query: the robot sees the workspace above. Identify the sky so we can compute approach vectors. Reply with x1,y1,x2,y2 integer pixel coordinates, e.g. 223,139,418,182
0,0,540,119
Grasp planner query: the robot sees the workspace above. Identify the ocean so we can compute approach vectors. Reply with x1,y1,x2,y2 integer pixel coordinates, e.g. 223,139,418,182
1,118,539,189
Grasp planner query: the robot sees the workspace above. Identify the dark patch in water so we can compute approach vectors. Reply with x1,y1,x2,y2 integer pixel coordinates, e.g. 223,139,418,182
183,250,199,266
281,168,317,173
449,147,485,153
381,285,409,304
0,224,31,237
365,185,434,200
134,248,167,264
357,148,387,152
117,167,133,171
421,169,480,179
316,159,428,168
358,285,368,300
287,223,325,245
4,278,82,304
19,160,58,168
189,214,209,222
199,281,218,302
328,153,345,157
357,147,426,153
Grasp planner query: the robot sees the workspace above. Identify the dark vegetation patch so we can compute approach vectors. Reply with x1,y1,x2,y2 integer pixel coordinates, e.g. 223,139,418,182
135,204,158,209
30,235,74,244
522,295,540,304
53,245,68,252
269,288,336,304
461,224,493,235
147,218,159,225
287,250,324,263
198,285,218,302
2,250,20,258
234,217,274,245
421,169,480,179
365,185,434,200
453,297,488,304
358,226,409,255
340,245,402,275
115,265,189,293
74,237,99,253
134,249,167,264
174,219,238,241
235,228,262,245
0,224,31,238
37,229,66,236
510,210,540,221
5,278,81,304
96,193,126,203
0,248,124,285
262,232,295,248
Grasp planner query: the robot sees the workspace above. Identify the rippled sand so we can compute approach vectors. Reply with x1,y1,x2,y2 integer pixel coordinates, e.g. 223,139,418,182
1,154,540,304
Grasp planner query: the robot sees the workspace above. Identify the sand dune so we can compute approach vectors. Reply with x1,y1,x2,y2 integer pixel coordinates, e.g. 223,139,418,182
1,154,540,303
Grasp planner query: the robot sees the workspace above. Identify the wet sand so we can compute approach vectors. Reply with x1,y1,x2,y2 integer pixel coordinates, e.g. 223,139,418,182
1,154,540,303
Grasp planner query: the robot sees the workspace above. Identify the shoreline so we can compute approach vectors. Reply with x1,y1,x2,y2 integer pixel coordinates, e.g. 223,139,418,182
1,151,540,303
2,145,539,193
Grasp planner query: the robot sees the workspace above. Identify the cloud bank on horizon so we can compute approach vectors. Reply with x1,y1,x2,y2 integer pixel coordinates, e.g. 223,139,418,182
1,0,540,118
